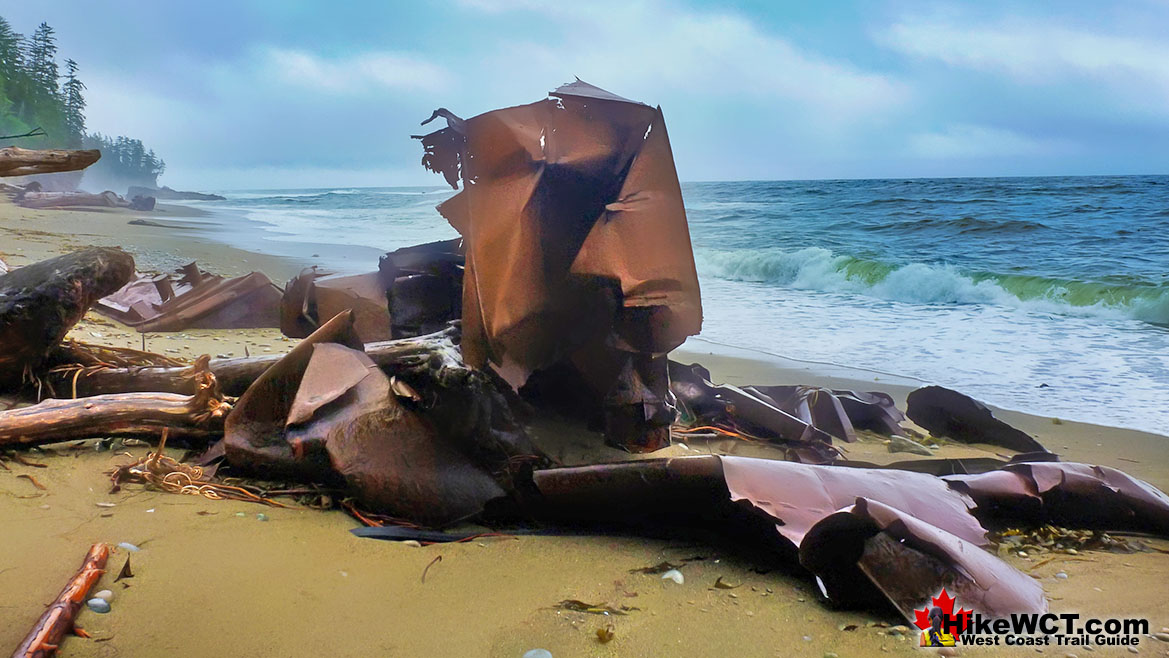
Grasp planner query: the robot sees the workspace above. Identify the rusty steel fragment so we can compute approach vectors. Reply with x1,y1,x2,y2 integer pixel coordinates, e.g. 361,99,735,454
416,80,702,452
750,386,905,441
280,239,463,342
222,310,543,525
720,456,986,546
669,362,908,455
294,270,392,342
906,385,1048,453
95,262,281,332
378,238,464,339
532,456,1169,620
944,461,1169,535
800,499,1047,619
668,361,838,461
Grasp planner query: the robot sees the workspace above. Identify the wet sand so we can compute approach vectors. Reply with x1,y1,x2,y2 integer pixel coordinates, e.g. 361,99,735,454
2,199,1169,657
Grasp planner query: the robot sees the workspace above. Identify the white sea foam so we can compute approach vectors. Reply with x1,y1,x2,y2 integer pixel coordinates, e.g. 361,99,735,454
698,247,1168,324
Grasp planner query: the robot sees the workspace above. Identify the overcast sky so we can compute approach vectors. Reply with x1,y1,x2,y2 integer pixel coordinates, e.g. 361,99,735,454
5,0,1169,189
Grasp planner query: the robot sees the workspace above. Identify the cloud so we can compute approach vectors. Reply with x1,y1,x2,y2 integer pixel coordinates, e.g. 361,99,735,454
907,124,1075,159
262,47,453,94
880,13,1169,107
460,0,908,122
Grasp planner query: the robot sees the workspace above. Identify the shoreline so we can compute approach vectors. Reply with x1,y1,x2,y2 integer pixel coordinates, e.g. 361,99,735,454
2,198,1169,657
3,196,1167,451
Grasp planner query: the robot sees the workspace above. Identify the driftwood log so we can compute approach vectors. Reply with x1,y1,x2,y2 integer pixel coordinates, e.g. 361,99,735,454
0,147,101,177
18,190,125,209
54,326,462,398
0,360,229,447
12,542,109,658
0,248,134,388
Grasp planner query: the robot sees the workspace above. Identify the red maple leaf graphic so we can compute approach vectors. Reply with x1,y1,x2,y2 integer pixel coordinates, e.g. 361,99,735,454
912,588,971,633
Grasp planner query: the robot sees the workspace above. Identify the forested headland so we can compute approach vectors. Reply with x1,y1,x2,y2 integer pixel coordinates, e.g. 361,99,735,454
0,15,164,189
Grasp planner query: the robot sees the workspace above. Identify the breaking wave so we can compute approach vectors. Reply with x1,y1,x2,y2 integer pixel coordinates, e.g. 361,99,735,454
699,247,1169,324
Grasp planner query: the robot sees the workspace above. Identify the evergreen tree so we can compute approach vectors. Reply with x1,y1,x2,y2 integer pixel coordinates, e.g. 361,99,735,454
0,17,22,80
0,14,166,185
82,133,166,186
62,58,85,146
0,17,29,123
25,22,59,99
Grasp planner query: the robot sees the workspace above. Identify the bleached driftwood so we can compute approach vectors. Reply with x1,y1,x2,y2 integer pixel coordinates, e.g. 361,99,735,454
0,361,229,446
0,146,100,177
54,326,462,397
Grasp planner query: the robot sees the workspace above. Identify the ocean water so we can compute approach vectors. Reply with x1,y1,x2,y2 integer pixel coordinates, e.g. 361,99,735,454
186,176,1169,434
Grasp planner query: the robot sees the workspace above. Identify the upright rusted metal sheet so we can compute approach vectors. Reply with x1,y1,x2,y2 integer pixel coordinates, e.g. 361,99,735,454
416,81,703,451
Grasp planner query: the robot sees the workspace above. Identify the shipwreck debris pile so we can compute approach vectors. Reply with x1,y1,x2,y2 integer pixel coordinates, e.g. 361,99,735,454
3,86,1169,655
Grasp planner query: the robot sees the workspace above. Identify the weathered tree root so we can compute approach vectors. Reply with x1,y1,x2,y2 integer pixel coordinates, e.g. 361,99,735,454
110,429,284,507
54,326,462,397
12,542,109,658
0,247,135,390
0,359,230,447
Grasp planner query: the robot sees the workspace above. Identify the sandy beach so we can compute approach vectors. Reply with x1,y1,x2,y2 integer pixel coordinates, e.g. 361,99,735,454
2,199,1168,657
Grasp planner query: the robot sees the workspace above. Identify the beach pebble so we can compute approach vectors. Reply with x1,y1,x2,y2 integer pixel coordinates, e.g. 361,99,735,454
1153,632,1169,642
235,512,246,517
522,650,553,658
661,569,684,585
117,542,140,552
93,589,114,602
95,502,116,508
256,513,269,522
86,598,111,614
401,540,422,548
1055,571,1068,579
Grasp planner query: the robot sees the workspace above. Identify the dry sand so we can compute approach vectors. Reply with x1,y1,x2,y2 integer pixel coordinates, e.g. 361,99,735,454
2,199,1168,657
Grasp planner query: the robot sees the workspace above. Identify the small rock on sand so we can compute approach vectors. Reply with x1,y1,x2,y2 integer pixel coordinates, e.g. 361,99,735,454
86,598,111,613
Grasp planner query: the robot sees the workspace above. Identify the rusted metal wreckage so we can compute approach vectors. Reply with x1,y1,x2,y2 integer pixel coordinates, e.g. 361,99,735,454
3,84,1169,636
418,80,703,453
283,79,704,453
281,238,464,342
94,262,282,332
